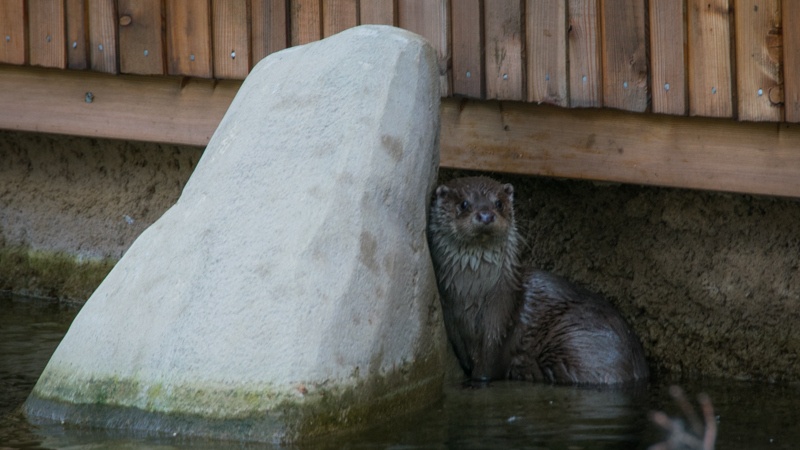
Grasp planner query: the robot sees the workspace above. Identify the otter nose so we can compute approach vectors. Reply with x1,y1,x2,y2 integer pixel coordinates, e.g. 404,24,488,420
476,211,495,225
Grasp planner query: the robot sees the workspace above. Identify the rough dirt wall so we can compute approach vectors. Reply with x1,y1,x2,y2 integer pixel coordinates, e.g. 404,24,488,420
438,170,800,382
2,130,799,381
0,131,202,259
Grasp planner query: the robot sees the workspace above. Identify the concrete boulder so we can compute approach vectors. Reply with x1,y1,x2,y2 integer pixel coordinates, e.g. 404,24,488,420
25,25,444,443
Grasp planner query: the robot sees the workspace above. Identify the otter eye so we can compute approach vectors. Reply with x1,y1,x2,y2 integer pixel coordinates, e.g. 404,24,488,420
459,200,470,211
494,200,503,211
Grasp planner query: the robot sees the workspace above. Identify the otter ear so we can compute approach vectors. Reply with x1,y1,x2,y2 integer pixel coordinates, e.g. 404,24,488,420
503,183,514,201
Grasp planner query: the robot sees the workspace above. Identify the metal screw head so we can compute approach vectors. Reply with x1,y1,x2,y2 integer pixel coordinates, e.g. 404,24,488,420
4,36,9,42
190,54,195,61
582,75,587,84
623,81,629,89
757,89,763,96
85,92,94,103
664,83,670,91
46,34,51,43
712,87,717,94
502,73,508,80
98,43,104,51
72,41,78,49
230,50,236,59
144,49,149,56
466,71,471,78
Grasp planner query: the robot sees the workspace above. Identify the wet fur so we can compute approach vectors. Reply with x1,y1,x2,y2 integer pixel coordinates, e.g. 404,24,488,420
428,176,648,384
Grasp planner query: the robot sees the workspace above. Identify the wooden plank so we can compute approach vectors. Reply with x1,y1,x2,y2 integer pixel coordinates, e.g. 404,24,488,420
165,0,213,77
440,98,800,198
784,1,800,122
118,0,165,75
252,0,288,62
28,0,66,69
0,0,26,65
734,0,782,122
483,0,523,100
323,0,358,37
212,0,251,79
567,0,601,108
451,0,482,98
88,0,119,74
397,0,450,96
291,0,322,46
0,65,239,147
360,0,395,25
650,0,687,115
526,0,567,106
66,0,88,69
687,0,733,118
600,0,648,112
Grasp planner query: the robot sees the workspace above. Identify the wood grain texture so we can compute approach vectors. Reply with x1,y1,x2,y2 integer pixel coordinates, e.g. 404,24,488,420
118,0,165,75
0,0,26,65
323,0,358,37
484,0,524,100
687,0,733,117
650,0,687,115
360,0,396,25
451,0,482,98
166,0,213,77
784,1,800,122
0,65,239,146
397,0,450,96
212,0,251,79
291,0,322,45
252,0,288,62
600,0,648,112
66,0,88,69
440,98,800,198
567,0,601,108
28,0,66,69
526,0,567,106
734,0,782,122
88,0,118,74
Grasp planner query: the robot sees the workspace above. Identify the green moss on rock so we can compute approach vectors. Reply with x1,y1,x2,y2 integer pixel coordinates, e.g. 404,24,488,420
0,246,115,302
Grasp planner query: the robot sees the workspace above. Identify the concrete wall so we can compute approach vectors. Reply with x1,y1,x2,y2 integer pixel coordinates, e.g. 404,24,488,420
3,130,800,381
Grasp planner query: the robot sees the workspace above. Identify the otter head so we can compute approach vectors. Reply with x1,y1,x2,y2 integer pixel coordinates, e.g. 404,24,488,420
429,176,516,250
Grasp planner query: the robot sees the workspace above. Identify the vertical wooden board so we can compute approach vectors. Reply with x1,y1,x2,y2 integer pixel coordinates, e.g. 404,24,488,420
650,0,687,115
568,0,601,108
687,0,733,118
397,0,450,96
784,1,800,122
600,0,648,112
28,0,66,68
360,0,395,25
118,0,165,75
291,0,321,45
526,0,567,106
323,0,357,37
734,0,781,122
212,0,250,79
451,0,482,98
252,0,288,62
166,0,213,78
88,0,118,73
483,0,523,100
0,0,26,65
66,0,88,69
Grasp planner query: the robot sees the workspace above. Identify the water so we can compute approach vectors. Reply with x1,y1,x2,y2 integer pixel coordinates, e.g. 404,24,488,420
2,293,800,449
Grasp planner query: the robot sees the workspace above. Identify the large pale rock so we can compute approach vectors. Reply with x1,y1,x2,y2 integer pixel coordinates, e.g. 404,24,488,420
25,25,444,443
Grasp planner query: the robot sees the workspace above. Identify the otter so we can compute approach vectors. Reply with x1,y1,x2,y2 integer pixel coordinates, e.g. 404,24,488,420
428,176,648,384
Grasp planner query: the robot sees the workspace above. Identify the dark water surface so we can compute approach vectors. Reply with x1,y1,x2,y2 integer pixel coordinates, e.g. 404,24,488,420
2,293,799,449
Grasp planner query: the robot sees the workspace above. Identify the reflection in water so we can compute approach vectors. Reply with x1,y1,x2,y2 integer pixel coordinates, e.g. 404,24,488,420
2,293,800,449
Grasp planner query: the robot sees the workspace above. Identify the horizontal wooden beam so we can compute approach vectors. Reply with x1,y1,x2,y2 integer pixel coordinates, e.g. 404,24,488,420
0,65,239,147
2,65,800,198
440,98,800,198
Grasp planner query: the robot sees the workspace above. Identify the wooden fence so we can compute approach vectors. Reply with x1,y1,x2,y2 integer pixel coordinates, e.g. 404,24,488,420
1,0,798,122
